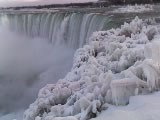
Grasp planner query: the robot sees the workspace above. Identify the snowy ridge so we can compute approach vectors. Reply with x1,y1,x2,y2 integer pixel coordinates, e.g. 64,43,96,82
24,17,160,120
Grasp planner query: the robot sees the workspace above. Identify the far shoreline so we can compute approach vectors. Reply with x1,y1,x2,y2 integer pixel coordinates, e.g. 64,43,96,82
0,0,160,10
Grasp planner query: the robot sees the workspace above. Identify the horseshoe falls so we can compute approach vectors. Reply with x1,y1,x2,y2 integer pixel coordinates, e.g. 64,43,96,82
0,12,112,48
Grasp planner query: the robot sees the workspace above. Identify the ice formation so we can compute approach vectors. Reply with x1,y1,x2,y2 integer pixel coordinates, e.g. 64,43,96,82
113,4,153,13
24,17,160,120
92,91,160,120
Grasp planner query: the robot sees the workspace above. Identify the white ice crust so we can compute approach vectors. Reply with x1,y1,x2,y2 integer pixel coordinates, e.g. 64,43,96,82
23,17,160,120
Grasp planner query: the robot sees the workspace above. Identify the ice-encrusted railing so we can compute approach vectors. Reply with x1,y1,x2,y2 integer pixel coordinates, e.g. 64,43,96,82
24,17,160,120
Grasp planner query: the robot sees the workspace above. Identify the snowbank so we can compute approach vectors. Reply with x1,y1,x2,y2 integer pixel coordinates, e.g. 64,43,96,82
24,17,160,120
91,91,160,120
113,4,153,13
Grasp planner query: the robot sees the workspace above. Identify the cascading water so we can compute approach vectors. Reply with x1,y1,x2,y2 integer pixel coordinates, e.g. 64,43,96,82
0,12,112,48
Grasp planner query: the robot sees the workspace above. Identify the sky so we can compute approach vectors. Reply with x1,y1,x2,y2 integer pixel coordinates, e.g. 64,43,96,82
0,0,98,7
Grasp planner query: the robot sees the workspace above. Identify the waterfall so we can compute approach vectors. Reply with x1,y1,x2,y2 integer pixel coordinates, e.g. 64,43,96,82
0,12,112,48
0,11,113,115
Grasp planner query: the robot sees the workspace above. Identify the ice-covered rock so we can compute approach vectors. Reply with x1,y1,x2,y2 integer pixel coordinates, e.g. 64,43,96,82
24,17,160,120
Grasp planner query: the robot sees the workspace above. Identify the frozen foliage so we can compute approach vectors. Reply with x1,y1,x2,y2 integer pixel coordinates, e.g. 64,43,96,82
113,4,153,13
24,17,160,120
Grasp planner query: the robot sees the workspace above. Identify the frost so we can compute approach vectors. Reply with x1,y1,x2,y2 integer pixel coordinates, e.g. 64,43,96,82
113,4,153,13
24,17,160,120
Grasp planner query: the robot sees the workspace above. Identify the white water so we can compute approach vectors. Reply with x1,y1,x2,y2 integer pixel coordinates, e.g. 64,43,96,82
0,12,111,48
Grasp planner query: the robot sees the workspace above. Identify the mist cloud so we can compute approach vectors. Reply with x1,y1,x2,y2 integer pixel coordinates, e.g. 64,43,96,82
0,27,74,114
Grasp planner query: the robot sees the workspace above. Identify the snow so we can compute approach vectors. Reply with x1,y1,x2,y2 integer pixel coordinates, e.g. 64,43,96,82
23,17,160,120
91,91,160,120
113,4,153,13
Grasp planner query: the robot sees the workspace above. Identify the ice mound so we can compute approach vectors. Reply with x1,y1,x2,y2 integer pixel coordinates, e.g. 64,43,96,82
113,4,153,13
24,17,160,120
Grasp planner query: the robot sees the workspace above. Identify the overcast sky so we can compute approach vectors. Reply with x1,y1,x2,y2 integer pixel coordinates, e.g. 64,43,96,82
0,0,98,7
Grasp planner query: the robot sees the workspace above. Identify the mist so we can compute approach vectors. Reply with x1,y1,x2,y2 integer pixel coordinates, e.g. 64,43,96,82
0,27,75,114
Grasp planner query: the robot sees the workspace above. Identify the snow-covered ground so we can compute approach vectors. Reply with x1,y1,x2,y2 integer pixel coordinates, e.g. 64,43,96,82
113,4,153,13
92,91,160,120
23,17,160,120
